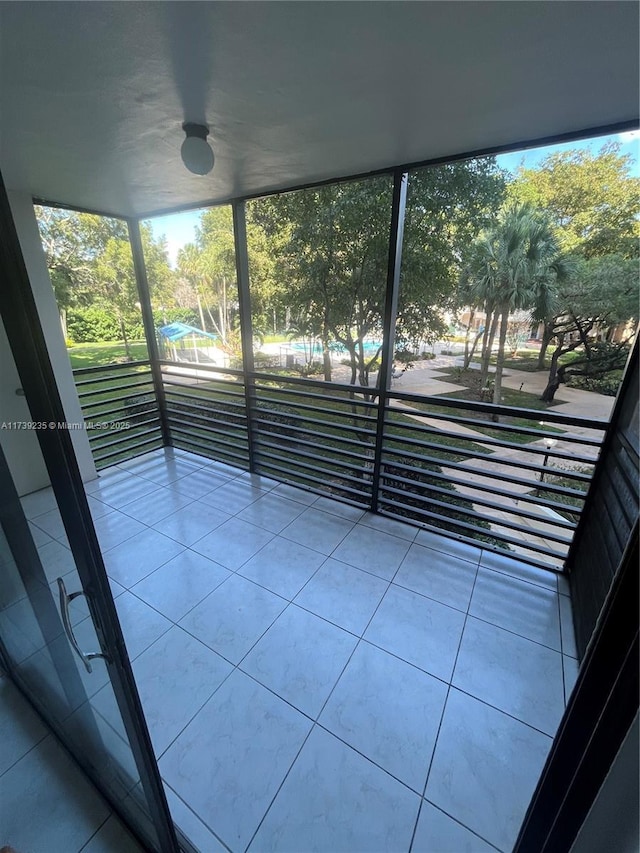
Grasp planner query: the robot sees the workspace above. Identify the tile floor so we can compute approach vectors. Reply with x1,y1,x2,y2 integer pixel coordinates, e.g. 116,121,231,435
17,448,581,852
0,675,144,852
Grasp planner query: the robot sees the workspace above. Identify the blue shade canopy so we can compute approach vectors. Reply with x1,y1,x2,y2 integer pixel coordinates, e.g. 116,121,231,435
157,323,218,342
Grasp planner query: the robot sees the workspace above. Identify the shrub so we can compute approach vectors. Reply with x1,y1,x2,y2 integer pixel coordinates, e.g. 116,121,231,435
379,455,509,549
298,361,324,376
123,393,158,423
158,307,200,327
67,307,144,343
566,373,622,396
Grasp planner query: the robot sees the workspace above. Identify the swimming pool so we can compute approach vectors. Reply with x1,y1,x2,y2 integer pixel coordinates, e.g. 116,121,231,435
289,340,383,356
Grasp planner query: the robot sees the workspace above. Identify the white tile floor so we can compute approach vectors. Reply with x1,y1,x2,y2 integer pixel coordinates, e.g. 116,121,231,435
17,447,581,853
0,675,144,853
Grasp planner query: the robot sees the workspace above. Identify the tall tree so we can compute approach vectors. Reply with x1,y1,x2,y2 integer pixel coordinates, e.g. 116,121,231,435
509,142,639,390
93,237,140,359
176,243,208,332
465,204,569,414
539,254,639,401
35,206,128,338
139,223,175,311
197,207,239,345
248,159,505,387
508,142,640,260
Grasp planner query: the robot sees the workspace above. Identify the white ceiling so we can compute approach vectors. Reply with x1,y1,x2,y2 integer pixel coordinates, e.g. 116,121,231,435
0,2,638,218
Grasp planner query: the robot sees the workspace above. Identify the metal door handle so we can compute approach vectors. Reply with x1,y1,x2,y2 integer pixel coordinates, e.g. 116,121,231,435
57,577,110,673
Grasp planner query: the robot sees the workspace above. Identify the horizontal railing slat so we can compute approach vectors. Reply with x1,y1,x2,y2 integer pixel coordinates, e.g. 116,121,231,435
74,357,608,572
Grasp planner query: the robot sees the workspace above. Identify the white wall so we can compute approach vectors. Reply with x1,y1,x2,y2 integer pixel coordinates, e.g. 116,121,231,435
0,192,96,494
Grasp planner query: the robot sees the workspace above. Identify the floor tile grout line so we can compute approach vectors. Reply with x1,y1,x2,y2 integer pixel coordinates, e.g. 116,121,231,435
158,566,437,845
19,450,566,851
106,541,188,590
162,779,233,853
0,723,50,780
417,552,482,826
241,703,435,852
155,661,237,765
223,655,497,849
112,492,199,528
412,548,557,849
241,719,316,853
466,611,563,655
76,813,113,852
478,559,560,593
439,684,559,740
556,584,569,706
419,798,504,853
174,577,290,671
306,552,405,725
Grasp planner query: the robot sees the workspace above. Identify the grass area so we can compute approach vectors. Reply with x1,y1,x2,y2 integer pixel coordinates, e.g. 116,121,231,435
416,367,566,443
402,395,564,444
67,340,148,368
529,467,592,521
468,348,584,373
451,384,556,411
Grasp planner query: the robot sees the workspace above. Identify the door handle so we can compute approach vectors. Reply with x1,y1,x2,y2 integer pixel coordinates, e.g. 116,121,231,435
57,577,110,673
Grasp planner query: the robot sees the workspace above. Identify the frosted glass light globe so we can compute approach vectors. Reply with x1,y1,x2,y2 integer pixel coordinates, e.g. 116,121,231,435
181,135,215,175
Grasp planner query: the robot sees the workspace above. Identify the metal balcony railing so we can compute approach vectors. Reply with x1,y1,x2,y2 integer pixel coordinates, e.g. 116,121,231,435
380,392,606,570
73,361,162,468
160,360,250,470
74,358,608,571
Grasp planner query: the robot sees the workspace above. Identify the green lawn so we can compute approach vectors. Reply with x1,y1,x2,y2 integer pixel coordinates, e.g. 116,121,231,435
439,384,558,412
412,370,566,443
468,349,584,373
67,340,148,369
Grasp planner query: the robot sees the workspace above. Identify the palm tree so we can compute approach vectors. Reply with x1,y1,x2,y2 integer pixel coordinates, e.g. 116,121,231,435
176,244,208,332
466,204,569,417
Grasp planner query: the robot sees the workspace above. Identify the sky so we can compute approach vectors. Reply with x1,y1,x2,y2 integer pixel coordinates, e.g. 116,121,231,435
148,129,639,268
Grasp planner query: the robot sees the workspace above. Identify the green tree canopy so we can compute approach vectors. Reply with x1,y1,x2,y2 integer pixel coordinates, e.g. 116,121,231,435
508,142,640,258
36,206,175,353
248,159,505,386
464,203,570,411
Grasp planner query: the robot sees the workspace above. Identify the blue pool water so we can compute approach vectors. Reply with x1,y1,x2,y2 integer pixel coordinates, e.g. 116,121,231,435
289,340,383,356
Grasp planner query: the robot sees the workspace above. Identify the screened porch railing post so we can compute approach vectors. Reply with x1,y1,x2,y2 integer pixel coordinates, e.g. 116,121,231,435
371,169,409,511
127,218,172,447
232,200,257,472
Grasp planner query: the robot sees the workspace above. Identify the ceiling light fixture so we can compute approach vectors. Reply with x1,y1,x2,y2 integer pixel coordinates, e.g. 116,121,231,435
181,123,214,176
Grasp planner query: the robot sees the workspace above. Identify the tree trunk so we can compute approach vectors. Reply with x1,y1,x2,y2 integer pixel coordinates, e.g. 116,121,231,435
537,321,554,369
219,303,225,344
119,315,132,360
222,276,227,338
541,347,565,402
346,342,357,386
491,308,509,421
465,326,484,370
321,313,332,382
196,290,206,333
357,339,369,388
480,309,500,386
463,310,475,369
322,342,332,382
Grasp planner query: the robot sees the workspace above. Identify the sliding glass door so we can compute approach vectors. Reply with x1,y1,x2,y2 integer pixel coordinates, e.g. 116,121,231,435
0,175,179,852
0,443,174,850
